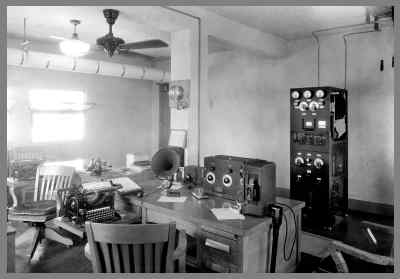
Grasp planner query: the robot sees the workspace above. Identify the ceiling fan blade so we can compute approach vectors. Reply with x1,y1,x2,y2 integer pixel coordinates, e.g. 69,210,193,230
49,35,67,41
119,39,168,50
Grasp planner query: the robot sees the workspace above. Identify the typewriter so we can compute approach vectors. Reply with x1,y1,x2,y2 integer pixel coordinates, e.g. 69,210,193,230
63,181,122,224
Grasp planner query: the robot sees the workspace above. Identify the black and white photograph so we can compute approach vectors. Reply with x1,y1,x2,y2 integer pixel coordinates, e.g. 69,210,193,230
3,3,397,275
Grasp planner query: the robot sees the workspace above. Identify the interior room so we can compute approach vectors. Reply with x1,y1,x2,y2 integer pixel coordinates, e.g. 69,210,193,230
5,5,395,274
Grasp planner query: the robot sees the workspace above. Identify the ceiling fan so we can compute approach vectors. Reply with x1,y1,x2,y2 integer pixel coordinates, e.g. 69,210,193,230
96,9,168,57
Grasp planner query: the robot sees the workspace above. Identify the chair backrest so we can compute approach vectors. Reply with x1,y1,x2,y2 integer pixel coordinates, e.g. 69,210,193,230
33,165,75,202
85,222,177,273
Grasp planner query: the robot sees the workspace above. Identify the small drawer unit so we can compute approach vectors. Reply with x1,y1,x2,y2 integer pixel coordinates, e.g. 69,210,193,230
200,226,242,273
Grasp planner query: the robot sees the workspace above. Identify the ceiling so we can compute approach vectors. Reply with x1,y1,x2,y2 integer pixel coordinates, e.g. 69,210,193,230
7,6,172,58
204,6,373,40
7,6,390,59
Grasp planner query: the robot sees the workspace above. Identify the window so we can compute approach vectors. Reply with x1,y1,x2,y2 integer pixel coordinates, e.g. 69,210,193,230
30,89,85,143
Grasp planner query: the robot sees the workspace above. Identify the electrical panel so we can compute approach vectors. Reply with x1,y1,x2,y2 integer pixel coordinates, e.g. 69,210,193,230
290,87,348,227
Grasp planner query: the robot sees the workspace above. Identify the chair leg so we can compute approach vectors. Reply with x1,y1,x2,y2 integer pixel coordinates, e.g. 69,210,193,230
44,227,73,247
29,227,42,261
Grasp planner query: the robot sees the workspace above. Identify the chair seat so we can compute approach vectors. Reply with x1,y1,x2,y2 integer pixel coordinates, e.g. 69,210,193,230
9,200,57,216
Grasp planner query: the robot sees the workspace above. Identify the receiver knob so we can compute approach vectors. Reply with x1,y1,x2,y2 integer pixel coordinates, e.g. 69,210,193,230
314,158,324,169
294,156,304,166
309,101,319,111
299,101,308,111
291,91,300,99
222,174,233,187
205,172,216,184
303,90,312,99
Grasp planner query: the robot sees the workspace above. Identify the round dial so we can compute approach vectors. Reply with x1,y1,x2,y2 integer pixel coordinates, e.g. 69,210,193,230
291,91,300,99
298,101,308,111
222,174,233,187
205,172,216,184
309,101,319,111
294,156,304,166
315,89,325,98
303,90,312,99
305,157,312,164
313,158,324,169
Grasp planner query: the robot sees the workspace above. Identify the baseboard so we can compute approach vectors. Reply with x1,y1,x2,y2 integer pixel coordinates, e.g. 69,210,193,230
277,187,394,217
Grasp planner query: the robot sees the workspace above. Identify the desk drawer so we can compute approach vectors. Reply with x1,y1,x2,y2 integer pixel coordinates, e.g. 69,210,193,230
200,226,242,272
145,210,197,236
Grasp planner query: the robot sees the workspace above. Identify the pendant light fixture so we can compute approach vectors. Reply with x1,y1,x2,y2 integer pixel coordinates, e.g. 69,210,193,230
59,19,90,57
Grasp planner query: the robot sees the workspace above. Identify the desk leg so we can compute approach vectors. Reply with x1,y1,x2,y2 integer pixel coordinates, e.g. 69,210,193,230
296,211,302,265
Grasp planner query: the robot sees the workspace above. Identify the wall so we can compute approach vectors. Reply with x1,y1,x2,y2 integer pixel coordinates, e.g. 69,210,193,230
7,65,156,168
202,50,288,187
202,26,394,205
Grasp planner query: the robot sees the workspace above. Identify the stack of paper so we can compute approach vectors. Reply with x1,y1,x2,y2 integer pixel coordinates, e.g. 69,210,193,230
157,196,187,203
110,177,142,194
211,208,245,220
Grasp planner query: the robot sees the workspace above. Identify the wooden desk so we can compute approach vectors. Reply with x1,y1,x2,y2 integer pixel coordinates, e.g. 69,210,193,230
128,183,305,273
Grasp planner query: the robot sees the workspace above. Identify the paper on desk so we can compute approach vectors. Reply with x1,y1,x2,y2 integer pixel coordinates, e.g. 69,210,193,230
169,182,183,190
110,177,142,193
157,196,187,203
83,181,111,191
211,208,245,220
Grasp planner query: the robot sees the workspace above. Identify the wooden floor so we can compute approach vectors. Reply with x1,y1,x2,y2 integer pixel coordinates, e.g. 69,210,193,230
10,210,393,273
11,221,92,273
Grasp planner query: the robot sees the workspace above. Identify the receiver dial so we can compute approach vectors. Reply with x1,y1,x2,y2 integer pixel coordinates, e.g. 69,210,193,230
222,174,233,187
315,89,325,98
303,90,312,99
291,91,300,99
205,172,216,184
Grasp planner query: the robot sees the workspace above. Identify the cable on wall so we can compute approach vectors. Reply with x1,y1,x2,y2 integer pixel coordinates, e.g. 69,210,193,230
343,29,378,89
311,31,320,86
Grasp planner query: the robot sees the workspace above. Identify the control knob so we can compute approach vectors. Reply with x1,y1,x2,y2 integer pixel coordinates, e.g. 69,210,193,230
309,101,319,111
294,156,304,166
314,158,324,169
298,101,308,111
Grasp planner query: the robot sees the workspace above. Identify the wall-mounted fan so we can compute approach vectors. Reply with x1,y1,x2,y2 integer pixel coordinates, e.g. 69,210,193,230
96,9,168,57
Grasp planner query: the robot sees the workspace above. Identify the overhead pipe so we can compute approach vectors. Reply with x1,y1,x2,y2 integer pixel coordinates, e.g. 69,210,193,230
7,47,170,82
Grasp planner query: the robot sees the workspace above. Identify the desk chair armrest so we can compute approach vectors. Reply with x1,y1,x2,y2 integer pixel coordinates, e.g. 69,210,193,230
56,188,74,216
7,181,37,207
172,229,187,272
7,182,18,209
328,240,394,273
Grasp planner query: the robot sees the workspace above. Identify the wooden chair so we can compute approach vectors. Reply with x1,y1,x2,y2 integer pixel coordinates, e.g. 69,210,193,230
8,165,76,261
327,221,394,272
85,221,187,273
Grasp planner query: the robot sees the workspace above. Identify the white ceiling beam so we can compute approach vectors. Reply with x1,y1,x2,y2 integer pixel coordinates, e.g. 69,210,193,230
171,6,289,58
